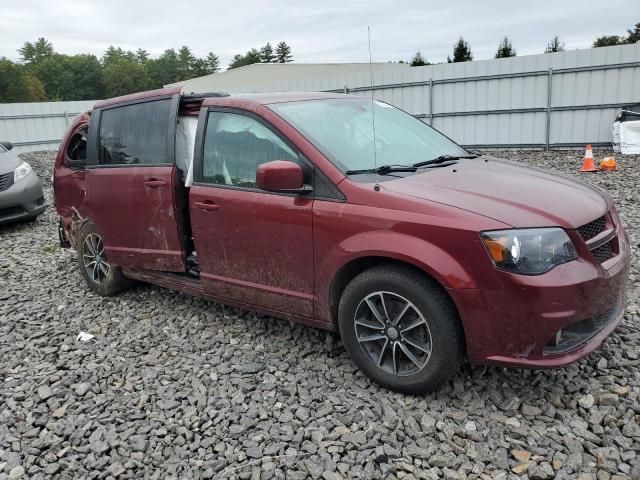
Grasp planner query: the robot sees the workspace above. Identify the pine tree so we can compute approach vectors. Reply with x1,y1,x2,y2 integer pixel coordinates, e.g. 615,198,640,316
177,46,196,80
495,37,516,58
544,36,565,53
190,59,209,77
452,37,473,62
136,49,150,63
102,46,135,67
275,42,293,63
592,35,623,47
627,22,640,44
410,50,427,66
206,52,221,73
146,49,179,86
260,43,276,63
18,37,54,64
228,49,261,69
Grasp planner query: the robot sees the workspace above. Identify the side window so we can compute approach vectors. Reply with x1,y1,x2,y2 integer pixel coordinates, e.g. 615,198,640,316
201,111,298,187
98,99,171,165
65,127,88,168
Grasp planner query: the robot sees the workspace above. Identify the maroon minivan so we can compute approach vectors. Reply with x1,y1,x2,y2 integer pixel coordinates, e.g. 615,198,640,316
54,86,630,393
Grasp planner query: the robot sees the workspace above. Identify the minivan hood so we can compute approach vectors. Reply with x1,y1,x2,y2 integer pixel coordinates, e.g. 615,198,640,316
381,157,609,228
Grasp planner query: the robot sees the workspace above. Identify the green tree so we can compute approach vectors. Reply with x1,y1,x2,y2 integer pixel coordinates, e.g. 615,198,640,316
18,37,54,64
146,49,180,87
409,50,428,66
177,46,196,80
275,42,293,63
593,35,624,47
33,54,105,100
451,37,473,62
228,48,261,69
136,49,150,64
24,75,47,101
627,22,640,43
190,58,209,78
0,58,39,102
104,59,148,97
68,55,105,99
206,52,221,74
102,46,135,67
495,36,516,58
544,36,565,53
260,43,276,63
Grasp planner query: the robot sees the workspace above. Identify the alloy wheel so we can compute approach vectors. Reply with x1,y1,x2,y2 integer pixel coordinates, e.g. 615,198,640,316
354,291,433,376
82,233,110,284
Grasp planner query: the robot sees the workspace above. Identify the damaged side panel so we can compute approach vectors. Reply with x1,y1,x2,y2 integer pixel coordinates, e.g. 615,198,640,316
58,95,187,272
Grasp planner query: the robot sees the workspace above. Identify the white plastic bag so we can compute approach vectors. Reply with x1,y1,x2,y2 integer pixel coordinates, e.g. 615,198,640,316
620,120,640,155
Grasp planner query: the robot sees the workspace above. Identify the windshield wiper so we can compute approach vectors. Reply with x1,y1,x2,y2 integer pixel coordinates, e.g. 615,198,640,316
412,154,478,168
345,164,417,176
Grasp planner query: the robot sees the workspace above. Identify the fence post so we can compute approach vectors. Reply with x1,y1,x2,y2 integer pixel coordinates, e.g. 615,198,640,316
545,68,553,151
428,78,434,125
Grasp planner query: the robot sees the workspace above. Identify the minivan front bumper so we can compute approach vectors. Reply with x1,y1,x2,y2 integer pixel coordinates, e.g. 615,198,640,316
453,222,631,368
0,172,46,225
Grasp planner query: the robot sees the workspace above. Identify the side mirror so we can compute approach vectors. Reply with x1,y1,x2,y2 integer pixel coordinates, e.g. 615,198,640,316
0,141,13,151
256,160,312,194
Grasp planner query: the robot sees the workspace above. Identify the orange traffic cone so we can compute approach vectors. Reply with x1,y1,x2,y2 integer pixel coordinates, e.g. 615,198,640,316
600,157,617,171
579,145,598,172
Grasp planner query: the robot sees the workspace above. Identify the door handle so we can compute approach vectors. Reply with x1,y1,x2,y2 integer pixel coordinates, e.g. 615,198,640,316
144,179,167,188
193,200,220,211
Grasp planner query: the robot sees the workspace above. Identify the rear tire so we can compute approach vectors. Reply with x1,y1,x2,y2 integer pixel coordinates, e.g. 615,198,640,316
76,222,129,296
338,265,465,394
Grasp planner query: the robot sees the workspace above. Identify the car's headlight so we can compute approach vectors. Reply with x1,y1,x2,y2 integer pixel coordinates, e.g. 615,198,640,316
481,228,577,275
14,161,33,183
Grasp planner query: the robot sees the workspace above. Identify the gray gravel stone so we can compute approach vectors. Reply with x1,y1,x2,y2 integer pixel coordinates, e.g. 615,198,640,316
74,383,90,396
7,466,24,480
579,393,595,409
598,393,620,406
36,385,53,400
1,149,639,479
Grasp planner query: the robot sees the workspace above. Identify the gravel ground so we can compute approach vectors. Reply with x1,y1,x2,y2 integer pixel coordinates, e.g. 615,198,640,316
1,150,639,480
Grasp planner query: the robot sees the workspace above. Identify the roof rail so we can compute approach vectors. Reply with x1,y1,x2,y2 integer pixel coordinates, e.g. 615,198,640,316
181,92,230,102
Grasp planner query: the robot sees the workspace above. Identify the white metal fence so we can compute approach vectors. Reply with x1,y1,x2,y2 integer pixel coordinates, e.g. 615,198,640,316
216,43,639,150
342,61,640,149
1,44,639,152
0,100,95,153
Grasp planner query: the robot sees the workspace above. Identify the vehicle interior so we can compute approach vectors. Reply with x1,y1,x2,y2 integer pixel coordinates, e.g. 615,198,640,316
65,127,88,168
176,94,213,276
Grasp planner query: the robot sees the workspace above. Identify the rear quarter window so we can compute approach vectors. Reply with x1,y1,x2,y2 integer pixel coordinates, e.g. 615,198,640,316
98,99,171,165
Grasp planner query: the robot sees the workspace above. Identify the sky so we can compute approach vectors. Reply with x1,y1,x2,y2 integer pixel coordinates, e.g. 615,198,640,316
0,0,636,68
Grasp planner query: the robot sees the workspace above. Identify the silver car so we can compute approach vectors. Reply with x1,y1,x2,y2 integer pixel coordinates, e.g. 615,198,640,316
0,142,46,225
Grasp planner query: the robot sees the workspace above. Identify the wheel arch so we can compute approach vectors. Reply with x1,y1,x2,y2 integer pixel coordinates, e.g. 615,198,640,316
328,255,466,340
322,229,478,326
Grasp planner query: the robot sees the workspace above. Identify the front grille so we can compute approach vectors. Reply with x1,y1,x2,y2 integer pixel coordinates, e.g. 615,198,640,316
591,241,614,263
0,172,13,192
577,213,618,265
578,215,606,241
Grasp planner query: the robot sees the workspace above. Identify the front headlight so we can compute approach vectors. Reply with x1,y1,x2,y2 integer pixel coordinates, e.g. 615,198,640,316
481,228,577,275
14,161,33,183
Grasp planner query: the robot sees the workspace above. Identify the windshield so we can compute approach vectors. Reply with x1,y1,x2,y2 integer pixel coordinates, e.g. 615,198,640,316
269,98,468,173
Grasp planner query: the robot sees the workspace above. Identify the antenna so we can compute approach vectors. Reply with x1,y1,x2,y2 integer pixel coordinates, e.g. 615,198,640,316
368,26,378,172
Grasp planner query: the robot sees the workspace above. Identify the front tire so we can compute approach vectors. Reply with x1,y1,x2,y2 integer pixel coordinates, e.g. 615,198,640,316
338,265,465,394
76,222,129,296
